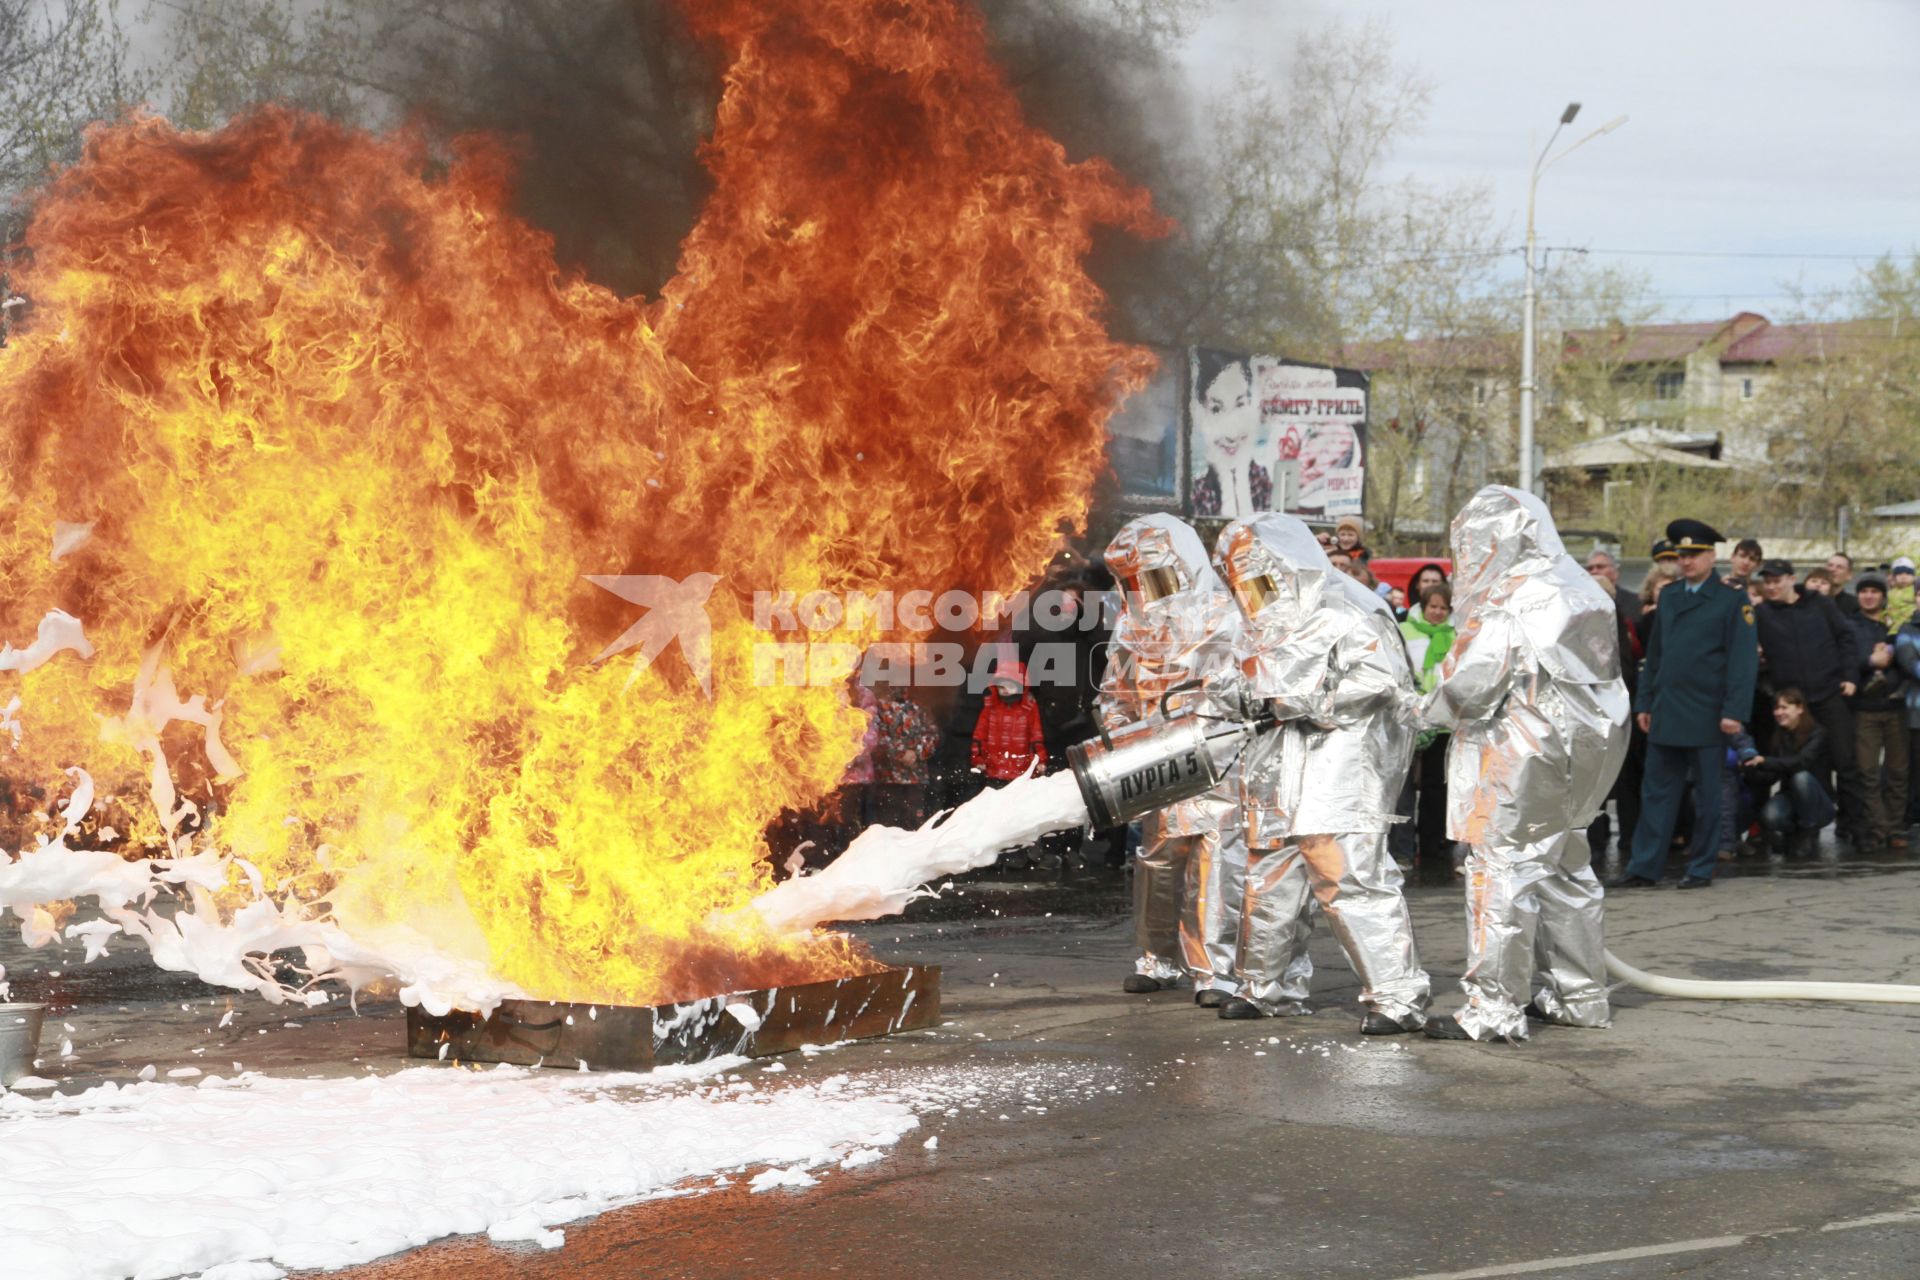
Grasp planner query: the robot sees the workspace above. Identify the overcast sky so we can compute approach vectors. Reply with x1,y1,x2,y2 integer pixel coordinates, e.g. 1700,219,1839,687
1178,0,1920,321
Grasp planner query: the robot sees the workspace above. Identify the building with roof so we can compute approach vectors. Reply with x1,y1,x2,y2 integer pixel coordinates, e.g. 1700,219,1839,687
1333,332,1516,540
1341,310,1907,543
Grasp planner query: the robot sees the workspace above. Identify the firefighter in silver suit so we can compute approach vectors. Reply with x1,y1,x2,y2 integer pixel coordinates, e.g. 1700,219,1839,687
1211,513,1431,1033
1098,515,1292,1007
1419,486,1629,1042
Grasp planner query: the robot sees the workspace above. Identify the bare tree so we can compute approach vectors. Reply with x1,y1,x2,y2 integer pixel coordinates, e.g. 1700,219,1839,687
1747,255,1920,517
1341,174,1514,539
1535,256,1667,449
1,0,147,204
150,0,373,130
1,0,149,343
1173,20,1515,540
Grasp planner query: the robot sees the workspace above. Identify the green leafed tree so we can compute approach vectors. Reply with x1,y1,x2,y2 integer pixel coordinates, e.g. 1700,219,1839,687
1,0,146,205
2,0,150,343
1739,255,1920,523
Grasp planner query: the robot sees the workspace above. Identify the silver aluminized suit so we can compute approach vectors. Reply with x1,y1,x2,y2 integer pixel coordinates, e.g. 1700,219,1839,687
1419,486,1629,1041
1212,514,1431,1023
1098,515,1278,996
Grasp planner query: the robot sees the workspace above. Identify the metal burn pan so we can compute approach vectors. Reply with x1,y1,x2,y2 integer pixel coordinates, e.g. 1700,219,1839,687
405,964,941,1071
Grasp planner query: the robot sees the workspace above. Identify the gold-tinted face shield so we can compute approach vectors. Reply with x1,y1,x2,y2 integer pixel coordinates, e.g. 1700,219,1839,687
1231,572,1281,618
1125,565,1185,605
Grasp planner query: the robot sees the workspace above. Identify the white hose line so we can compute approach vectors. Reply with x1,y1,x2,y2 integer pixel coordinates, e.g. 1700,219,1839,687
1605,949,1920,1004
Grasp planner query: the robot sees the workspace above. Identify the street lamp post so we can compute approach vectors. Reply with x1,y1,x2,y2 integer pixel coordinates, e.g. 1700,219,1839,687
1518,103,1628,495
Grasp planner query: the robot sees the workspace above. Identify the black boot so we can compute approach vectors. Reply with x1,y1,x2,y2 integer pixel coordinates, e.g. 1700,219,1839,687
1422,1014,1476,1040
1122,974,1173,994
1194,988,1232,1009
1217,998,1267,1019
1360,1011,1422,1035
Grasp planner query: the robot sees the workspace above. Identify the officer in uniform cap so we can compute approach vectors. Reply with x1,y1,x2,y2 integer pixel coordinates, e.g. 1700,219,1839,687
1650,538,1678,564
1608,518,1759,889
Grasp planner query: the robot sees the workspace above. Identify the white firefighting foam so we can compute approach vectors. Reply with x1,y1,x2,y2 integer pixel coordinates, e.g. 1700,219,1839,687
0,782,526,1017
0,609,93,674
0,1060,909,1278
0,609,528,1016
0,767,1093,1011
1,607,1092,1011
0,1056,1129,1279
746,769,1090,935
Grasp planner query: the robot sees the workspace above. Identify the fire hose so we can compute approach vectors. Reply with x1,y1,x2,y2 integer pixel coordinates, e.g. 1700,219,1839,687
1603,949,1920,1004
1070,706,1920,1008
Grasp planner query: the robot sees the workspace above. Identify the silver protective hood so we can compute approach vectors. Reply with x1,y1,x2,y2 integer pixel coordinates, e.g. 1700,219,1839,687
1097,515,1243,833
1420,484,1627,1041
1448,486,1619,686
1099,516,1252,993
1213,514,1328,633
1105,514,1215,616
1212,513,1406,724
1212,510,1394,628
1213,512,1417,841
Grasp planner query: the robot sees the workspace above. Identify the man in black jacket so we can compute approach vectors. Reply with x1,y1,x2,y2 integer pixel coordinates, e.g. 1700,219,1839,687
1585,548,1644,633
1846,575,1908,850
1727,538,1765,590
1755,560,1866,844
1588,600,1644,860
1826,552,1863,618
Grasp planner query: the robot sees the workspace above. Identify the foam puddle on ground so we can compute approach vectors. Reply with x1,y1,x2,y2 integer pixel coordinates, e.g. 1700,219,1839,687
0,1055,1122,1280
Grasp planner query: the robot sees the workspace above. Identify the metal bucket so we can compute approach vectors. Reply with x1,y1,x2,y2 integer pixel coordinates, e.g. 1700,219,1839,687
0,1003,47,1088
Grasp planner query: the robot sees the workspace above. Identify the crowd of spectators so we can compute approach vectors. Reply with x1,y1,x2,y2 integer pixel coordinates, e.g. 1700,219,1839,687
1356,523,1919,880
1588,538,1920,864
768,521,1920,886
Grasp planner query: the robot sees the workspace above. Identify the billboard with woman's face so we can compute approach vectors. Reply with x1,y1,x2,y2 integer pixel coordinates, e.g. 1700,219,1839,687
1258,360,1367,520
1186,351,1367,521
1189,347,1270,519
1106,346,1366,521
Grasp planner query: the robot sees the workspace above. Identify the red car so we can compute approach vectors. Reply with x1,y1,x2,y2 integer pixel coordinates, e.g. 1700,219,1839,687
1366,557,1454,595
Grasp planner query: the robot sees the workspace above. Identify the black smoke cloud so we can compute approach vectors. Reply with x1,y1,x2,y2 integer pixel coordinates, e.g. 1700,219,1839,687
263,0,1211,337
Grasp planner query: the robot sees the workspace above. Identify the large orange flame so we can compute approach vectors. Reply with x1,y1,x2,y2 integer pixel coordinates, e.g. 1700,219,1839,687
0,0,1158,1005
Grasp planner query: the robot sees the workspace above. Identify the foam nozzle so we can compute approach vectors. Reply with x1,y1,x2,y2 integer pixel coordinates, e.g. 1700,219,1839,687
1066,708,1264,830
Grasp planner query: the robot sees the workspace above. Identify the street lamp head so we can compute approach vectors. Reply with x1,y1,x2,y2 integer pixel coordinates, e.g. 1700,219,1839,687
1560,102,1582,125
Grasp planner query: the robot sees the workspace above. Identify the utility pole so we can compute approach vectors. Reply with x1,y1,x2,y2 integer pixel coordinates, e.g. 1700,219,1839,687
1519,104,1628,495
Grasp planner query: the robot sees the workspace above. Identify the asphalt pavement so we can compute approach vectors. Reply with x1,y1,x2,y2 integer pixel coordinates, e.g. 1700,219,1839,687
6,846,1920,1279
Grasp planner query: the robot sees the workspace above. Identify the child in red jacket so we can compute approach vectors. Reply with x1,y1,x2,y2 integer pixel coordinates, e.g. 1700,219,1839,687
971,662,1049,782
